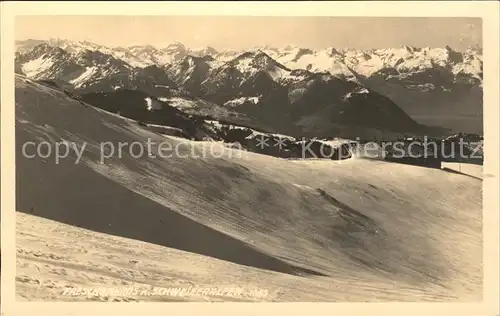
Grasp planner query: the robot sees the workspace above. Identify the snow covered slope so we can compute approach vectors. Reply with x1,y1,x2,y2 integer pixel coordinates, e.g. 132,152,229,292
16,75,482,301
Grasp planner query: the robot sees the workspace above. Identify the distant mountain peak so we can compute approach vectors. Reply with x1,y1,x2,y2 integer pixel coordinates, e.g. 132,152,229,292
189,46,219,57
402,45,418,53
31,43,68,55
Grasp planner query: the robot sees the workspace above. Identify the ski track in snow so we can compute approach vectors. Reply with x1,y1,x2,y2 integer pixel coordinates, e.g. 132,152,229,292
15,75,483,302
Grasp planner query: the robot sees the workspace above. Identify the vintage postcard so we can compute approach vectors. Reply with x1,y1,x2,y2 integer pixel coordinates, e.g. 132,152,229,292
1,1,499,316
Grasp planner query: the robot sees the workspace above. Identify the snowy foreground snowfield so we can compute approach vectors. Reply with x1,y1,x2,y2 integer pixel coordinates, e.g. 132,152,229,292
15,77,482,302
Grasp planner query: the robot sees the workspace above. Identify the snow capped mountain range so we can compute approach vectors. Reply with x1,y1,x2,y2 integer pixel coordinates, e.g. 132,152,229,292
16,38,482,85
15,38,483,135
16,39,221,68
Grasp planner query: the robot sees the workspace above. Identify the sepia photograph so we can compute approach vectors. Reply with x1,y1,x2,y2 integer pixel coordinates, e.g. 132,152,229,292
1,1,499,315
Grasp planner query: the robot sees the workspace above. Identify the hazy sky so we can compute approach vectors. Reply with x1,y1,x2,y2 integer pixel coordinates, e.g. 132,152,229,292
15,16,482,51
